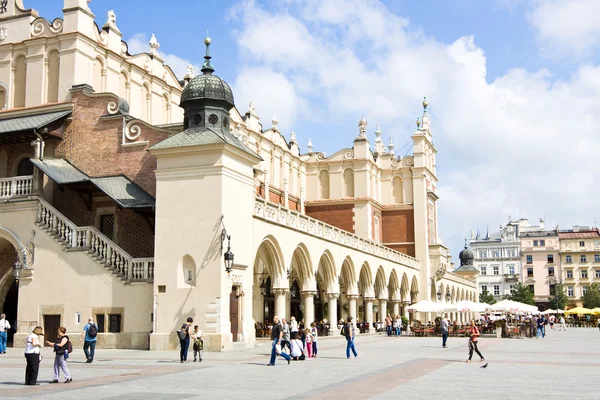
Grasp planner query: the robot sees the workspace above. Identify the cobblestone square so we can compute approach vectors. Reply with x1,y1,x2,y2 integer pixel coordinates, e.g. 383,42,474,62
0,328,598,399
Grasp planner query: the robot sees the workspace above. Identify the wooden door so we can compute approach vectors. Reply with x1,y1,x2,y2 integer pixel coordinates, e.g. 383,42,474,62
43,315,61,343
230,287,239,342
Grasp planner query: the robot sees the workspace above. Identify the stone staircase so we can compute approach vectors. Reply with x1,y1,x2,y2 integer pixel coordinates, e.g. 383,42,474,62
35,197,154,284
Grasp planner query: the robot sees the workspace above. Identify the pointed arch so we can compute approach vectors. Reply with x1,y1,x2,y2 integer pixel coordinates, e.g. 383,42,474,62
388,269,400,299
317,250,337,293
401,273,409,301
343,168,354,198
340,256,356,293
410,276,419,302
358,262,373,292
254,235,285,286
375,266,387,298
290,243,313,290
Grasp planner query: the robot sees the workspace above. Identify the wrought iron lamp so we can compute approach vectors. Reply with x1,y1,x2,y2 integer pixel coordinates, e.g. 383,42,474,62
13,260,22,283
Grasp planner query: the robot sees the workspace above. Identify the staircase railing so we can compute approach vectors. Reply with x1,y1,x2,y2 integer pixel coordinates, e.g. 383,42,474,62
37,198,154,283
0,175,33,199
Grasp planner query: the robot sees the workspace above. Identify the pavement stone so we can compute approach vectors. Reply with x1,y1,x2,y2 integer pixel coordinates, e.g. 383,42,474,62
0,328,598,399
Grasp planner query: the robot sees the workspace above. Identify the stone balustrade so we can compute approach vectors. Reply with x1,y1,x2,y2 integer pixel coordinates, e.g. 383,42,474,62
37,198,154,283
0,175,33,199
254,198,420,269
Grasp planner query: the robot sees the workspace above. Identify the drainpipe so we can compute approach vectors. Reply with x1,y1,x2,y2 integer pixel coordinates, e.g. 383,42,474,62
32,128,47,161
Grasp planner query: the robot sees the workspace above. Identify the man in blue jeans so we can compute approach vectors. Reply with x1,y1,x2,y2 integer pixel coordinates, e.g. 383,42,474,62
80,317,97,362
0,313,10,354
268,316,290,366
344,316,358,359
536,316,545,338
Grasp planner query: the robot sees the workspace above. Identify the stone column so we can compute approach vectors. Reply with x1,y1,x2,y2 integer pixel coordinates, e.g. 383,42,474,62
347,295,359,328
379,299,388,322
364,297,375,333
273,288,289,319
392,301,400,317
402,301,410,334
302,291,316,326
327,293,339,335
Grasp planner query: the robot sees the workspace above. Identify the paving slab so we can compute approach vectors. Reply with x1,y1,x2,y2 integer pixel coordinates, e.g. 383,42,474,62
0,328,598,399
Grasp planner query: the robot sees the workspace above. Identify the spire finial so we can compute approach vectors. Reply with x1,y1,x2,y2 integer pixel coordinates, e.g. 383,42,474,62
416,117,421,129
464,238,468,249
201,30,214,74
422,96,428,112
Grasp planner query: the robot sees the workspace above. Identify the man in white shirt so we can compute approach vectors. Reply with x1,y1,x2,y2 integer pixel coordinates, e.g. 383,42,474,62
0,313,11,354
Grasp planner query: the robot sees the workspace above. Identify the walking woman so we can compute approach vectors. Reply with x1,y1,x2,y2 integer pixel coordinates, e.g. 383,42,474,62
466,320,485,363
179,317,193,363
344,317,358,359
45,327,72,383
24,326,43,385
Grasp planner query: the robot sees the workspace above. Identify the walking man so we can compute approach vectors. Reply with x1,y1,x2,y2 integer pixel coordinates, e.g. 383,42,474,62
558,315,567,331
0,313,10,354
440,314,449,348
80,317,98,363
344,316,358,359
268,316,290,366
536,315,545,339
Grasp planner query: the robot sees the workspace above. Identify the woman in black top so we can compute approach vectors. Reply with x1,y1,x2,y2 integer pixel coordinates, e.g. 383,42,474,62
45,326,72,383
180,317,193,363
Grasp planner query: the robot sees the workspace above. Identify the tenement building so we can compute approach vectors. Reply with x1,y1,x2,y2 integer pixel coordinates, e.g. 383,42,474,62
559,227,600,307
0,0,476,351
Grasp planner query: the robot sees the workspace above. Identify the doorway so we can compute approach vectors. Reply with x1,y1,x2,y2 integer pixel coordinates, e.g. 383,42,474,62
43,315,61,342
229,286,239,342
3,281,18,346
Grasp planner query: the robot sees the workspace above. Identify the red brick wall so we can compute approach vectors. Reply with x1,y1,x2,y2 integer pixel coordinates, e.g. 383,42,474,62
387,244,416,257
381,209,415,257
51,185,94,226
116,209,154,257
305,204,354,233
54,89,171,197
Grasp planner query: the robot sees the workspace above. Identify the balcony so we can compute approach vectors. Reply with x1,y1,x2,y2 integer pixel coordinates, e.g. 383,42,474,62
503,273,520,282
0,176,34,199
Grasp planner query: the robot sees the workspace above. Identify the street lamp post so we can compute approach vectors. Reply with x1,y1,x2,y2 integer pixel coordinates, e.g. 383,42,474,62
13,260,22,283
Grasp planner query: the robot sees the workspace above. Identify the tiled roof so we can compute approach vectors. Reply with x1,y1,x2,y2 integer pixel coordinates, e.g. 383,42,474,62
558,231,600,239
90,176,155,208
30,158,88,184
0,110,71,133
150,126,262,159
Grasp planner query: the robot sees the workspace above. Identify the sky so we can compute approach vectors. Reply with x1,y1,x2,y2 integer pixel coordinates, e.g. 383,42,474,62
32,0,600,260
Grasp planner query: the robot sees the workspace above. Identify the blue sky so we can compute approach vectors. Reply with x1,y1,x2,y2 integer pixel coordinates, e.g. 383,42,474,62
31,0,600,260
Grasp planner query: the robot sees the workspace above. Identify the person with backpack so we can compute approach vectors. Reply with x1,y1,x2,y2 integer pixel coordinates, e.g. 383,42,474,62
45,326,72,383
178,317,194,363
341,316,358,359
80,317,98,363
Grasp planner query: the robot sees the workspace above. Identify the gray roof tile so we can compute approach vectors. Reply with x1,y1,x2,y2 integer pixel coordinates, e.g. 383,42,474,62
30,158,88,184
91,176,155,208
0,110,71,133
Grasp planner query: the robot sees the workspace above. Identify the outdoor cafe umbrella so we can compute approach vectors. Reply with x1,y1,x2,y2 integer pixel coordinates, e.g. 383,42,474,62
564,307,592,315
407,300,444,313
452,300,488,313
590,307,600,315
488,300,539,313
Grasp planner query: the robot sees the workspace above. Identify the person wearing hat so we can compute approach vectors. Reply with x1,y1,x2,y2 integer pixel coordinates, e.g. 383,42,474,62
24,326,43,385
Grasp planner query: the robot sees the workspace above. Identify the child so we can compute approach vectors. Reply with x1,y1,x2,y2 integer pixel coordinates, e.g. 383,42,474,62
304,328,313,359
192,325,204,362
310,322,318,357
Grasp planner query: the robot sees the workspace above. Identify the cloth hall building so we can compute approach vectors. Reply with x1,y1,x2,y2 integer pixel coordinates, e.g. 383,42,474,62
0,0,476,351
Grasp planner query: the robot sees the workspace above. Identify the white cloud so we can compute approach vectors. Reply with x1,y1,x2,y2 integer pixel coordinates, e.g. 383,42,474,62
228,0,600,256
528,0,600,60
126,33,201,80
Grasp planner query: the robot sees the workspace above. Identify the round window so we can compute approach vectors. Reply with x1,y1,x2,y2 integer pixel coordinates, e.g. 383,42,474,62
208,114,218,124
192,114,202,125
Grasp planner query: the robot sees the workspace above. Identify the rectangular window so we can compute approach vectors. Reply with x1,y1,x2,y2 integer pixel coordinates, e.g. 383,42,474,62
493,265,499,275
491,249,500,258
566,270,573,279
595,254,600,263
481,285,488,294
99,214,115,240
528,284,535,294
95,314,105,333
526,255,533,264
493,285,500,296
567,286,574,297
480,266,487,275
566,255,572,263
478,250,488,258
549,284,556,296
548,267,555,276
596,270,600,279
75,312,81,325
108,314,122,333
509,284,515,292
580,241,585,247
533,240,539,246
547,254,554,264
527,267,534,277
508,265,515,275
540,240,545,246
581,255,587,263
583,286,589,295
581,270,588,279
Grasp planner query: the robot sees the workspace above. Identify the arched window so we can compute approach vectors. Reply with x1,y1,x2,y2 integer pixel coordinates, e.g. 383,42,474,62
0,87,6,110
46,50,60,103
319,170,330,199
119,71,129,100
13,55,27,108
179,254,196,287
343,169,354,198
93,58,104,92
393,176,403,204
162,93,170,123
17,158,34,176
142,84,151,122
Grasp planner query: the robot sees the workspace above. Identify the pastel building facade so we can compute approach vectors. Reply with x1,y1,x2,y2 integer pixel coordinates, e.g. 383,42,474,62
559,227,600,306
520,228,560,308
0,0,476,352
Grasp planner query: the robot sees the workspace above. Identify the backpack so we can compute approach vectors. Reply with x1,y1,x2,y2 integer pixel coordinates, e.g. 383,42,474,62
66,338,73,354
87,324,98,338
340,325,347,336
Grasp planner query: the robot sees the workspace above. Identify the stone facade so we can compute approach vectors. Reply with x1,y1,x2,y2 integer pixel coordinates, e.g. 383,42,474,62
559,228,600,306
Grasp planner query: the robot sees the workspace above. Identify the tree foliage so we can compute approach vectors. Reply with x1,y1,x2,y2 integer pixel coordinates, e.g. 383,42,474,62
582,283,600,309
507,282,536,305
548,283,568,310
479,289,496,305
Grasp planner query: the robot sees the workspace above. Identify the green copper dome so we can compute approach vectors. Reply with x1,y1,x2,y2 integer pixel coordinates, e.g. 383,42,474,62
180,36,234,110
180,74,235,109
